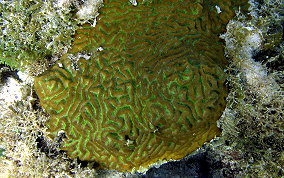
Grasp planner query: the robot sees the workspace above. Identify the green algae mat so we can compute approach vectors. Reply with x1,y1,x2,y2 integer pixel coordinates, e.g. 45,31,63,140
34,0,248,172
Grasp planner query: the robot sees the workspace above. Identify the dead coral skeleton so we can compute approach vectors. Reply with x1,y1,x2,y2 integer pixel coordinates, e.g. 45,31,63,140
57,0,104,26
218,0,284,176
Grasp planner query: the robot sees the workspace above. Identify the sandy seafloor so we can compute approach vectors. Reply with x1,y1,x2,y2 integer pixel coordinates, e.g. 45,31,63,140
0,0,283,177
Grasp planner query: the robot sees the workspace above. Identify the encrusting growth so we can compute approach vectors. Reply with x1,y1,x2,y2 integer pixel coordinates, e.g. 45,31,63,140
34,0,248,172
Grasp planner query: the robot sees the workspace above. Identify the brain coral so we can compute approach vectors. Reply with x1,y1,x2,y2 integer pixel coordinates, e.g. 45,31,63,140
34,0,248,172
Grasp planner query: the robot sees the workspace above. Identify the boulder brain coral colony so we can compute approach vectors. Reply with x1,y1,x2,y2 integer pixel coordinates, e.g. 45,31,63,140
34,0,248,172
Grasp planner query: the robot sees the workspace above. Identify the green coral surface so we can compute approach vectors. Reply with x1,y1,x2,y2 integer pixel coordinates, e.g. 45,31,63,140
34,0,247,172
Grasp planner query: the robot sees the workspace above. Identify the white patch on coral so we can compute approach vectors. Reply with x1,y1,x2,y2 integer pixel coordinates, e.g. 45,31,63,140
68,53,92,70
130,0,138,6
215,5,222,14
78,53,91,60
57,130,66,137
97,46,104,51
76,0,104,26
